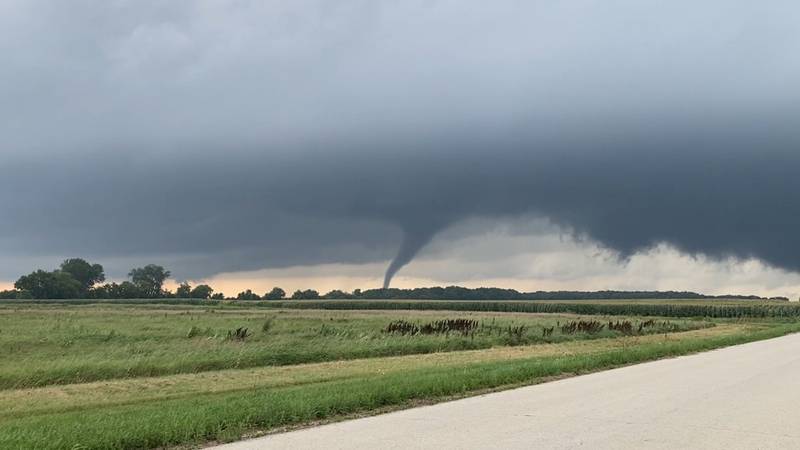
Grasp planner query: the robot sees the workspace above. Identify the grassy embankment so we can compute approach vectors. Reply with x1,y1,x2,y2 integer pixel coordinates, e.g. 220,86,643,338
0,302,797,449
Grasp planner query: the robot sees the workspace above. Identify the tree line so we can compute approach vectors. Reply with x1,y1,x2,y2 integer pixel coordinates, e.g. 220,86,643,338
0,258,320,301
350,286,788,301
0,259,193,300
0,258,788,301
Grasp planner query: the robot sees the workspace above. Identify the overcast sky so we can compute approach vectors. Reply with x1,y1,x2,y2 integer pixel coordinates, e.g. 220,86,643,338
2,1,800,297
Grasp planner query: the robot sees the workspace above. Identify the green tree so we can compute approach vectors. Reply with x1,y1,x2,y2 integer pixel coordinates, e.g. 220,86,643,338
91,282,141,299
0,289,19,300
190,284,214,299
111,281,142,298
236,289,260,300
128,264,171,298
263,287,286,300
291,289,320,300
14,270,83,299
175,282,192,298
88,284,109,299
210,292,225,300
323,289,351,299
59,258,105,292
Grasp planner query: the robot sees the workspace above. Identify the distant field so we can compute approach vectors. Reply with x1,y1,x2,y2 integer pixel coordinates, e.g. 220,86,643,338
0,301,798,449
255,299,800,317
16,297,800,317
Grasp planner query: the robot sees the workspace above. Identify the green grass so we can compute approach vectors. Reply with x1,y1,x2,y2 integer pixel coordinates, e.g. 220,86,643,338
0,302,797,449
0,319,797,449
0,304,705,389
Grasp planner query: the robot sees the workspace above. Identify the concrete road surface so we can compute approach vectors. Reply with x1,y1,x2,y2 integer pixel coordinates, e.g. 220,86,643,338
212,333,800,449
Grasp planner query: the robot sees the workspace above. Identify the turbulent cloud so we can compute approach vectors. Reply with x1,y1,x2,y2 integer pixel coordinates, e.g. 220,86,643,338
2,1,800,287
167,220,800,299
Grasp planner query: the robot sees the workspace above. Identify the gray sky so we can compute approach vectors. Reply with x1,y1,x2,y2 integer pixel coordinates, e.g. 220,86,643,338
2,1,800,295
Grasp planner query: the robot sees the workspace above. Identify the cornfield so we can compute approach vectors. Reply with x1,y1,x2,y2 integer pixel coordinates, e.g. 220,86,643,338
258,300,800,318
23,298,800,318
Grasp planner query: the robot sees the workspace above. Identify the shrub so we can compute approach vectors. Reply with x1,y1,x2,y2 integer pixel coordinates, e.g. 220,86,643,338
384,320,420,335
561,320,604,334
226,327,251,341
187,326,202,338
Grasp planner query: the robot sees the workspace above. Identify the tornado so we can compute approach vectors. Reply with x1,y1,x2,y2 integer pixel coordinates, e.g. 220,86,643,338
383,228,438,289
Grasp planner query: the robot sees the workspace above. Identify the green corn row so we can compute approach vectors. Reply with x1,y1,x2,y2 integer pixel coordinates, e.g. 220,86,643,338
255,300,800,318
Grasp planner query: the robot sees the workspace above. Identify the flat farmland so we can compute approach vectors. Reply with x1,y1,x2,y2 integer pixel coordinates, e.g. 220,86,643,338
0,305,708,389
0,302,798,449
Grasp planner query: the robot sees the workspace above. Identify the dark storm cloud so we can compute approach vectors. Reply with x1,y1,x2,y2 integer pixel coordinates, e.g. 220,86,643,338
2,1,800,283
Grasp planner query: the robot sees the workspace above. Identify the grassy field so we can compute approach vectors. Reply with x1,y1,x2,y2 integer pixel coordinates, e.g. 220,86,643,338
0,301,798,449
0,304,706,389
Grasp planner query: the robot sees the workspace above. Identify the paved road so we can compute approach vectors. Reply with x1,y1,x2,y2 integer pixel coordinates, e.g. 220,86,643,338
213,333,800,449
